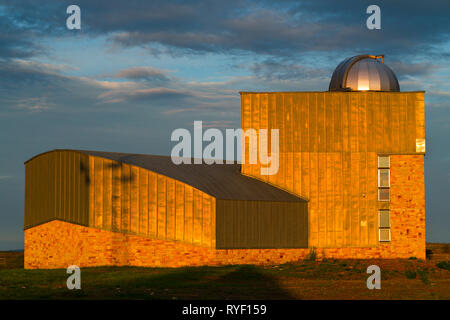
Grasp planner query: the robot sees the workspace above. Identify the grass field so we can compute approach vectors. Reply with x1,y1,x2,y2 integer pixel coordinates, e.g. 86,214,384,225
1,250,449,300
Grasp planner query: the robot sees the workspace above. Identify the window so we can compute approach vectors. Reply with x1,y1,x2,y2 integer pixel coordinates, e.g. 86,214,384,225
378,156,390,201
379,210,391,242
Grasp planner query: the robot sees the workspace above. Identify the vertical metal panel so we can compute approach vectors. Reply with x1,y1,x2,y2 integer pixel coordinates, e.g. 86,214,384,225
317,152,326,247
251,93,260,178
175,181,184,241
112,161,122,231
73,152,80,224
211,198,216,248
94,157,103,229
79,153,89,226
68,152,74,223
55,151,61,220
368,153,378,245
166,178,175,240
121,163,130,232
202,194,211,246
241,93,252,176
130,166,139,234
148,172,157,237
326,152,334,246
415,92,425,139
260,93,269,183
192,189,203,245
103,159,112,230
184,185,193,243
48,151,55,223
267,93,277,186
139,168,149,235
157,174,166,238
24,162,30,226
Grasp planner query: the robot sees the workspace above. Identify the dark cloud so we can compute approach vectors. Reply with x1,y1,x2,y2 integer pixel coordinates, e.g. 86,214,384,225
250,59,330,81
389,61,438,78
2,0,450,60
115,67,171,83
0,15,42,58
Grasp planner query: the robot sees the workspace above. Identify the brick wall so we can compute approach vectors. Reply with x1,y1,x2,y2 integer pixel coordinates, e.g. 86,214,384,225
388,155,426,259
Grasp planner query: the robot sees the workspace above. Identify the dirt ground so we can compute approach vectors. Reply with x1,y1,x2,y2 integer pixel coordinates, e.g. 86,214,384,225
0,248,449,300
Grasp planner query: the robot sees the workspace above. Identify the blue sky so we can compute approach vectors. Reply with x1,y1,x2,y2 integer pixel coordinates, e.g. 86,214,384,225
0,0,449,249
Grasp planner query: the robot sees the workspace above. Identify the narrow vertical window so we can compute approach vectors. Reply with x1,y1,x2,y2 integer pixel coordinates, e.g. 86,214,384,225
378,156,390,201
379,210,391,242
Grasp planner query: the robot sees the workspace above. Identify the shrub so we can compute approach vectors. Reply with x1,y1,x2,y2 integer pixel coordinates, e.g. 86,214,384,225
405,270,417,279
305,247,317,262
436,261,450,271
408,256,417,260
417,269,430,285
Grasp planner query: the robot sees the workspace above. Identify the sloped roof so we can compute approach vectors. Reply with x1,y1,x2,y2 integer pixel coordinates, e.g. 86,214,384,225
27,149,306,202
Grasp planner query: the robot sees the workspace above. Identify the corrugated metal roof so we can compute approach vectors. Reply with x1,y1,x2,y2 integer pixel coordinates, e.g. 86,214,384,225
27,149,306,202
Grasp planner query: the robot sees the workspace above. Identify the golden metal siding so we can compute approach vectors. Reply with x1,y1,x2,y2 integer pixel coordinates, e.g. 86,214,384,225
112,161,122,231
25,150,221,248
184,185,193,243
88,156,94,226
24,161,30,227
157,174,166,238
175,181,184,241
267,94,277,186
93,157,103,229
79,153,89,226
68,151,74,223
192,189,203,245
24,150,90,229
139,168,149,235
260,93,269,183
211,198,216,248
215,199,308,249
241,91,425,248
202,194,211,246
103,159,113,230
148,172,157,237
120,163,130,232
130,166,139,234
166,178,175,240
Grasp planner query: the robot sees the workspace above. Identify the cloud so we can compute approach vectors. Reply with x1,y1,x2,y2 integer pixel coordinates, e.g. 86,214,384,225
3,0,450,61
99,87,192,104
0,13,42,58
250,59,330,81
114,66,171,83
201,120,237,128
389,61,438,78
14,97,53,112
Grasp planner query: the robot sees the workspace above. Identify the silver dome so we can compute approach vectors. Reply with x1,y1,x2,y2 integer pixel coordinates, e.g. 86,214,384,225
329,55,400,92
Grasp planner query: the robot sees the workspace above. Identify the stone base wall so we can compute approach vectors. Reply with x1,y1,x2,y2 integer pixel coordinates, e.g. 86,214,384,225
389,155,426,260
25,219,425,269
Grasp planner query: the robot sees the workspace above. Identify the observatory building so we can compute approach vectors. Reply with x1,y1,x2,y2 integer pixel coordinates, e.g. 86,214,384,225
24,55,426,269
